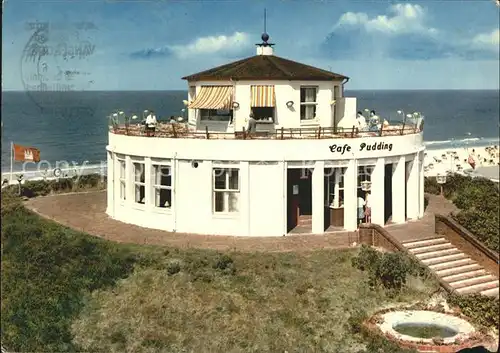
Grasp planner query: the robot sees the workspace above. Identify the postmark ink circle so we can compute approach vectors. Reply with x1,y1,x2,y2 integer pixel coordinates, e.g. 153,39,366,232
20,22,97,118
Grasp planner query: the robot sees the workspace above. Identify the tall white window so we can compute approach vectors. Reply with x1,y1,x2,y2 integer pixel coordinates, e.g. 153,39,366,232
152,165,172,208
324,167,347,208
213,168,239,213
300,86,318,120
118,159,126,200
357,166,374,194
133,162,145,204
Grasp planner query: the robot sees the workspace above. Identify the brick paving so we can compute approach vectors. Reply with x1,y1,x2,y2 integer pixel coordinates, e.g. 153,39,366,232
24,191,358,252
23,191,457,252
385,194,459,242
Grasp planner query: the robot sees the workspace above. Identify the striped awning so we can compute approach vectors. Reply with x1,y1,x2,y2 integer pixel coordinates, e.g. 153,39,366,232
188,86,233,109
251,85,275,107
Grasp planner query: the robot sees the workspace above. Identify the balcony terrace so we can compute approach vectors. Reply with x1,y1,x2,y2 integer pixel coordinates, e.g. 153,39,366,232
109,121,422,140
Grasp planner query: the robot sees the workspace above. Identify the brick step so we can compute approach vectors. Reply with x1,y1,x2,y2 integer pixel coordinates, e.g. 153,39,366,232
435,263,481,277
449,275,496,289
415,248,461,260
429,258,475,271
409,243,455,255
421,253,468,266
402,237,447,249
481,287,499,297
441,269,487,282
456,280,499,294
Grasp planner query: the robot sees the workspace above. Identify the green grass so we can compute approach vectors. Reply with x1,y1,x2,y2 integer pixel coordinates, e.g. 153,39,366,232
1,195,436,353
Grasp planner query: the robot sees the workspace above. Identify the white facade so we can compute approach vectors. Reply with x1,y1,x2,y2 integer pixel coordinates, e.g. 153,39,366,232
105,43,425,237
106,132,425,236
188,80,357,133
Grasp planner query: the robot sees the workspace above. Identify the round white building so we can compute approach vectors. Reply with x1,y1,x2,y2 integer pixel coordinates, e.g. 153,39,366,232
106,34,426,236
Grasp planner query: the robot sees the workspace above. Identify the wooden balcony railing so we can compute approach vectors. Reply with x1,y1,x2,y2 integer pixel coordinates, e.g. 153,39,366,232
109,123,422,140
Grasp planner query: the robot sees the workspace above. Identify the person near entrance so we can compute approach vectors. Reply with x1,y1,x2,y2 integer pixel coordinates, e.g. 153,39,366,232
357,194,366,226
365,192,371,223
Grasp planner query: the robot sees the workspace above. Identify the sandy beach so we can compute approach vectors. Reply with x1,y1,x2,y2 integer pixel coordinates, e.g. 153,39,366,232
424,144,500,178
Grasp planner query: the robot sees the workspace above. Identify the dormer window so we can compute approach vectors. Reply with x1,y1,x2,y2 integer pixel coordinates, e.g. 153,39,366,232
300,86,318,121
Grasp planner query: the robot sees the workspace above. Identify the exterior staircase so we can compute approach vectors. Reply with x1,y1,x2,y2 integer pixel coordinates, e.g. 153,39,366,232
401,236,499,297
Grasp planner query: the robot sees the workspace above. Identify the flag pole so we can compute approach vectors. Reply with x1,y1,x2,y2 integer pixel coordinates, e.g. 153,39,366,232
10,142,14,184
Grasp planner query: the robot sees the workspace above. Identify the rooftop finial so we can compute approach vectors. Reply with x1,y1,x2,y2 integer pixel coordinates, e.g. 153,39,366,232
256,8,274,55
261,9,269,43
264,8,267,34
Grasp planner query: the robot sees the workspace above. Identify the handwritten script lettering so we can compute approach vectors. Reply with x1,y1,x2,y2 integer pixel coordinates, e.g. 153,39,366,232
329,142,393,154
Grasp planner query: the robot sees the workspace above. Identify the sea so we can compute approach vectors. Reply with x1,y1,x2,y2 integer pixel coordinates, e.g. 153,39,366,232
1,90,499,173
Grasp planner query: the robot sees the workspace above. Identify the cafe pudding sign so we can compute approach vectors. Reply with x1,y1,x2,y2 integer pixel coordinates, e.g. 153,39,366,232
329,142,394,155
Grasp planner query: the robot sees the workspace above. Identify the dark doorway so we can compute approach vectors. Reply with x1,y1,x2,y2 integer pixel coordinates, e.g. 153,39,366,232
287,169,312,232
384,164,393,224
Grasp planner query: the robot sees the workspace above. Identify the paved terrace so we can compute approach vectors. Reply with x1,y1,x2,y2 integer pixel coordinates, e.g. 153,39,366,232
24,191,455,252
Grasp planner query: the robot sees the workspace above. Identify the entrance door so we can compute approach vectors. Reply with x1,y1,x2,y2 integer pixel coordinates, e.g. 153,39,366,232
384,164,393,224
287,169,312,231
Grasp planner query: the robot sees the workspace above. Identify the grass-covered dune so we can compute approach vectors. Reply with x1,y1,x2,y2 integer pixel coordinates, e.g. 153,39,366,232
1,191,439,353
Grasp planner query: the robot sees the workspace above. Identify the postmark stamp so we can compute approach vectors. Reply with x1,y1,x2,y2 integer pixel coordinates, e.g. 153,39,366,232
20,21,98,118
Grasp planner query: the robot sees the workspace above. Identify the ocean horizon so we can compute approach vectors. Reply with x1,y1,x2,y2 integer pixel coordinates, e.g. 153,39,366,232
2,89,499,173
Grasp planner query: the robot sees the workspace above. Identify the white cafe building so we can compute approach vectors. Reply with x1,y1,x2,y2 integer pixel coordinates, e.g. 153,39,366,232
106,33,426,236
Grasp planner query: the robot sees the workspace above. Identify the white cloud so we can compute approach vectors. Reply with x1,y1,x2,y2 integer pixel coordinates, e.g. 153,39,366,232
472,29,500,51
169,32,250,58
336,3,437,36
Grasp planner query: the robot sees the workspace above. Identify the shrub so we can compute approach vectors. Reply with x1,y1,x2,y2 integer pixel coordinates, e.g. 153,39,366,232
424,177,441,195
351,245,381,271
166,260,181,275
213,254,236,275
3,174,107,198
347,309,368,334
374,252,411,290
448,293,499,330
429,174,500,253
352,245,423,291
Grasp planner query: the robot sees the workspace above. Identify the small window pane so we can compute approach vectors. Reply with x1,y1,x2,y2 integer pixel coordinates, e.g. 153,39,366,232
228,192,239,212
214,169,226,190
120,181,126,200
300,87,317,103
214,191,224,212
155,188,171,208
300,105,316,120
228,169,238,190
134,163,145,183
154,165,171,187
119,160,125,179
135,184,145,204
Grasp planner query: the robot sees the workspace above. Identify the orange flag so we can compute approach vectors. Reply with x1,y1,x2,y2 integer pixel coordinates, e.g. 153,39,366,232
13,143,41,162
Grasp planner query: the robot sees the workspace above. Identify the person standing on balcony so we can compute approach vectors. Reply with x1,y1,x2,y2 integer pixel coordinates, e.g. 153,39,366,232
145,110,157,136
368,110,380,132
247,112,257,133
356,111,368,131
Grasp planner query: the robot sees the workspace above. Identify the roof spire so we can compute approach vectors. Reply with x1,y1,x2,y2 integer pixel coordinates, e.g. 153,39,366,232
256,8,274,55
264,8,267,34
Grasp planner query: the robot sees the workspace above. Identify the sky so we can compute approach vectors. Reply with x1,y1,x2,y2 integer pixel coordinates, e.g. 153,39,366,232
2,0,499,91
